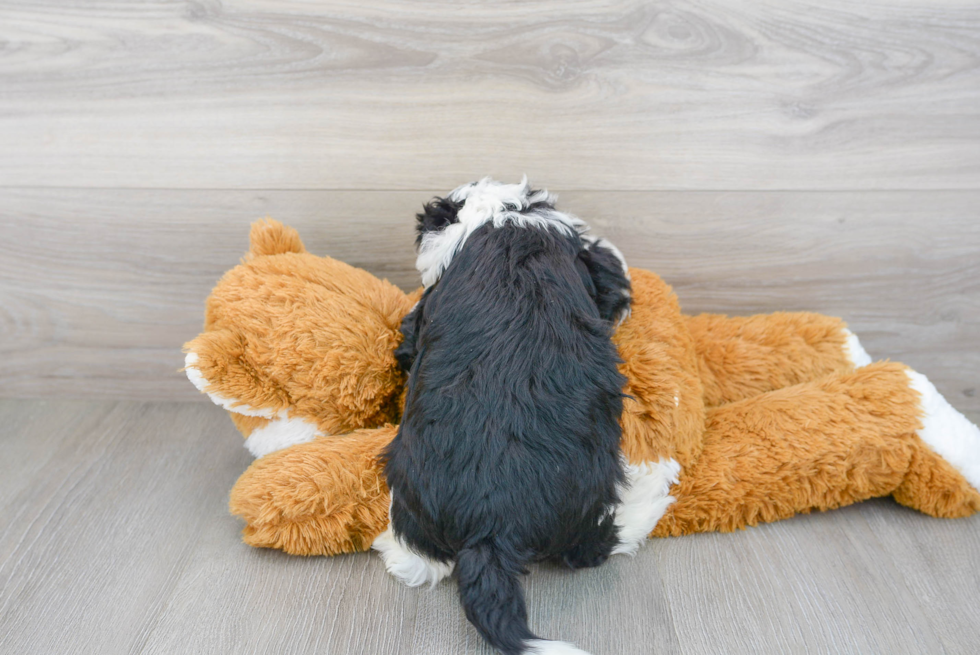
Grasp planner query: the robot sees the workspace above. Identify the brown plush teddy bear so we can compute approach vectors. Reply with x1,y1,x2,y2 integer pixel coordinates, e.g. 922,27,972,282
184,219,980,557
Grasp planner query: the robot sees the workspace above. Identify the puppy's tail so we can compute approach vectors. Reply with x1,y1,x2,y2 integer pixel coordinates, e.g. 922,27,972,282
455,544,592,655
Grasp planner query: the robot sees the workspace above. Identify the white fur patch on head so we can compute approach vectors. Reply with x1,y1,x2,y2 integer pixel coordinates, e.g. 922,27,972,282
416,176,585,288
372,525,455,588
244,412,323,458
842,328,873,368
906,369,980,492
524,639,593,655
184,351,277,418
611,458,681,556
448,174,554,207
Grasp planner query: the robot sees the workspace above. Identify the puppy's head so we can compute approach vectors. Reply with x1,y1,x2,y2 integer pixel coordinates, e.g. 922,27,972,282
415,177,582,287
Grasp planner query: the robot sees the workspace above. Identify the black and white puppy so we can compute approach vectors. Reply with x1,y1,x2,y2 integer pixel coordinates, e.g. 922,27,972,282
374,178,668,655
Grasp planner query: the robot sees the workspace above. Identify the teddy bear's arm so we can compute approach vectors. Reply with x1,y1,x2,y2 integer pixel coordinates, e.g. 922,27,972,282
685,312,868,408
652,362,980,537
229,426,396,556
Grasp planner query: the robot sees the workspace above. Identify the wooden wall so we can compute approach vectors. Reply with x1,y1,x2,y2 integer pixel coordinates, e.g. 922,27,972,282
1,1,978,413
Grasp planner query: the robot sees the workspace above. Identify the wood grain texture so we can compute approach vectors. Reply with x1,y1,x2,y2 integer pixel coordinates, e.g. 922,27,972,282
0,401,252,655
1,400,978,654
656,501,974,655
1,1,979,190
1,188,977,415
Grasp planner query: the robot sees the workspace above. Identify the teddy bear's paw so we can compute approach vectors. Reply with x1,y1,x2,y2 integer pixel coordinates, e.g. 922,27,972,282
907,369,980,493
186,351,325,457
240,412,322,458
185,352,278,418
372,526,454,588
611,458,681,555
842,328,873,368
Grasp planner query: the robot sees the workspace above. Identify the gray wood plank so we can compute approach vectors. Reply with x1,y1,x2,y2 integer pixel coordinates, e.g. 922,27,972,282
403,550,680,655
658,502,949,655
862,499,980,654
1,1,979,190
1,188,977,416
2,401,979,654
136,544,422,655
0,400,112,506
0,400,251,655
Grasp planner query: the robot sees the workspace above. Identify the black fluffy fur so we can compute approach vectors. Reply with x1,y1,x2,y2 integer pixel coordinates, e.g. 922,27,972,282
413,195,464,247
385,195,632,655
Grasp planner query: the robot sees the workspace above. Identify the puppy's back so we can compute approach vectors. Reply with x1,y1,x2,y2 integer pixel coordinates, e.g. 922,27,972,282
383,178,632,655
389,222,625,558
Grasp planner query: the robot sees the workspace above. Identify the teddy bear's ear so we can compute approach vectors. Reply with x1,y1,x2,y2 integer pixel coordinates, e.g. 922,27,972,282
247,218,306,259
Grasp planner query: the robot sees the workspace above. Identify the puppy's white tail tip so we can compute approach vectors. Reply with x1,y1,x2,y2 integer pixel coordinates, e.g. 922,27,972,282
524,639,593,655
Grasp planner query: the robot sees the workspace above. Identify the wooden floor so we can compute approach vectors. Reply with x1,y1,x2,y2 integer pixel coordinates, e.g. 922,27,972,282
0,399,977,655
2,2,979,653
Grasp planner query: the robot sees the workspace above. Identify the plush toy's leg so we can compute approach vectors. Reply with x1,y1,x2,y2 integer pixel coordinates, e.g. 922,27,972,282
228,426,396,556
685,312,871,407
893,371,980,517
652,362,980,537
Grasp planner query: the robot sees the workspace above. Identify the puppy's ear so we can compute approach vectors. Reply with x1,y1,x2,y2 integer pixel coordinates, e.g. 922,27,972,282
394,287,432,374
416,196,463,247
579,236,632,326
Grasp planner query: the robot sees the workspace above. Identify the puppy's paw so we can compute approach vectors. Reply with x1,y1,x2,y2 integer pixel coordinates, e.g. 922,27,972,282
611,459,681,556
372,526,454,588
